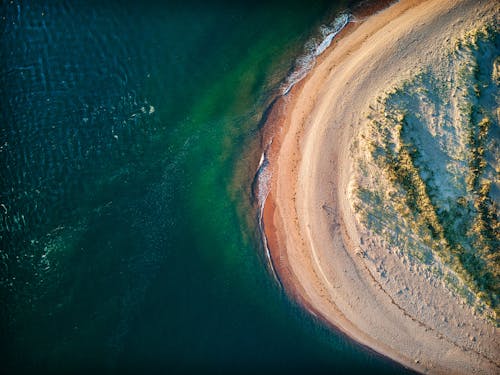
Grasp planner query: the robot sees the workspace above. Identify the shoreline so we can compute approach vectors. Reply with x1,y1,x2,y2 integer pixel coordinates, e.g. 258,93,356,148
258,0,499,373
255,0,392,296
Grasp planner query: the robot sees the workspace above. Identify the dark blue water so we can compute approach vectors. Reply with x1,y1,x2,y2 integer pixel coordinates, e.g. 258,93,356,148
1,1,415,374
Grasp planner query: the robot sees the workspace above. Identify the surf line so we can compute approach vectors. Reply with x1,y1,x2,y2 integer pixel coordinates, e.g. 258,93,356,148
281,12,351,96
254,11,353,288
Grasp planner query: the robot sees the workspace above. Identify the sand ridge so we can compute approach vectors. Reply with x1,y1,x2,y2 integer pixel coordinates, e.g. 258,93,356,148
262,0,500,373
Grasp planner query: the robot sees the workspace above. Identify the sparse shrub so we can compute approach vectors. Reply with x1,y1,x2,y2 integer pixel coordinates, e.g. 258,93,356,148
352,23,499,321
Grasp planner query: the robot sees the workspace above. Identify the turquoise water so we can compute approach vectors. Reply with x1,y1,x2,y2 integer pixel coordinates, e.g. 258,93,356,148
1,1,413,373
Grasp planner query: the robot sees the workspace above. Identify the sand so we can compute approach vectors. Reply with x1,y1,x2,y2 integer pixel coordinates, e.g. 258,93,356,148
261,0,500,373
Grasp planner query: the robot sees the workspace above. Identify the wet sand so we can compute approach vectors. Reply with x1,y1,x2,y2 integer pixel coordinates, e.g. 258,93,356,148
261,0,500,373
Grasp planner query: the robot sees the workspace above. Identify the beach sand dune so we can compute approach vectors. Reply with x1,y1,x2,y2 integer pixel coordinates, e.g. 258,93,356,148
262,0,499,373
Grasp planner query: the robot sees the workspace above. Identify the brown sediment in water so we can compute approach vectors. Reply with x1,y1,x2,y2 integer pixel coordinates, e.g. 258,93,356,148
258,0,500,374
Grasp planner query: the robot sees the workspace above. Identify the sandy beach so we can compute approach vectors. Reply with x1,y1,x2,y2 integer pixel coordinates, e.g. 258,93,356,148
261,0,500,373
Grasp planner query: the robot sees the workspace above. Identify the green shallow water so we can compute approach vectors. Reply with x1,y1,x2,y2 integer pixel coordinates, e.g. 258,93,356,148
1,1,413,373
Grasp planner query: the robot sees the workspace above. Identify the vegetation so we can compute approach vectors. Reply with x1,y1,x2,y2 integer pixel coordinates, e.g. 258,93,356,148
353,24,499,322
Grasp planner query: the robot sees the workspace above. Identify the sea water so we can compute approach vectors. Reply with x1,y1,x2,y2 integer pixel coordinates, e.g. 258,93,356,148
1,1,413,373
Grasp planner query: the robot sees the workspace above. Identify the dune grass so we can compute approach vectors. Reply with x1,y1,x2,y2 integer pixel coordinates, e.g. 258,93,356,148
352,24,499,322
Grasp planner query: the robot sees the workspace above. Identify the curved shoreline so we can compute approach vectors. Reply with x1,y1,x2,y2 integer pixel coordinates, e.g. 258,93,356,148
260,0,499,374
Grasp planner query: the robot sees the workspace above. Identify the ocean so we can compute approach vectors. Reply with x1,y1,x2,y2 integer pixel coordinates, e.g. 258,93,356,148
1,1,412,373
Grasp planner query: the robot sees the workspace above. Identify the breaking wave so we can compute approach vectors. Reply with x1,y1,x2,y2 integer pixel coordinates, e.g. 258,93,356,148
281,12,351,95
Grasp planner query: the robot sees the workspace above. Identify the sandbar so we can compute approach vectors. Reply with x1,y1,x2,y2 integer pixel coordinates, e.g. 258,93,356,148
261,0,500,373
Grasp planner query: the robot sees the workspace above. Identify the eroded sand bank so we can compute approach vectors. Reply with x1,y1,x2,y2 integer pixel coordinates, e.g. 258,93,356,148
262,0,499,373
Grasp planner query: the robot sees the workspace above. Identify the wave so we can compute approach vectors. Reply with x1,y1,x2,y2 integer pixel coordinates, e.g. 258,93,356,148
253,144,282,286
281,12,351,96
255,149,271,211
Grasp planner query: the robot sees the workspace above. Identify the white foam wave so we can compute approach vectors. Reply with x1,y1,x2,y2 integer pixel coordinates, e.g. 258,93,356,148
255,145,282,287
256,152,271,211
281,12,351,96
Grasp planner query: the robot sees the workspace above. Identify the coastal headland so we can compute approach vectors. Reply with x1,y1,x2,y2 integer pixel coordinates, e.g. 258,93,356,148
259,0,499,373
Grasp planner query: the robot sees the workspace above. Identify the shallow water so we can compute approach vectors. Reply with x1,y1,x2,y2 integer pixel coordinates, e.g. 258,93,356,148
1,1,413,373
